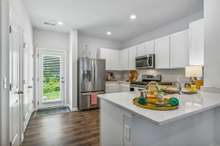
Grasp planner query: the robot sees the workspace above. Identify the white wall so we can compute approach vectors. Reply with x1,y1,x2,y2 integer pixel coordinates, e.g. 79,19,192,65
122,11,203,49
0,0,10,145
204,0,220,88
33,28,70,107
34,28,69,50
78,34,122,58
69,30,78,111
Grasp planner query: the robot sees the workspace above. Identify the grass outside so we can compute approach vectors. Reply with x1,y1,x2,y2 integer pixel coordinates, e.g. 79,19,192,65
44,91,60,100
43,77,61,101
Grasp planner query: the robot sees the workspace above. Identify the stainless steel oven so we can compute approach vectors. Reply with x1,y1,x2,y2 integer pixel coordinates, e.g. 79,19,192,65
136,54,155,69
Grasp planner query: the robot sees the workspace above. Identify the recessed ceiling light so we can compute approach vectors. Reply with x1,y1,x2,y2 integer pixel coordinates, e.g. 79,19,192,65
106,31,112,36
130,14,137,20
57,21,64,26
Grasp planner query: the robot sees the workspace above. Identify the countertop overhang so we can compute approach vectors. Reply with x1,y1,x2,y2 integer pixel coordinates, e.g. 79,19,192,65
98,91,220,125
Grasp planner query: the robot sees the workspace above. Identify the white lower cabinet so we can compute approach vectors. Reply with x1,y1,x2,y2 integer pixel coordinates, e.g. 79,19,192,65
155,35,170,69
106,82,130,93
170,30,189,68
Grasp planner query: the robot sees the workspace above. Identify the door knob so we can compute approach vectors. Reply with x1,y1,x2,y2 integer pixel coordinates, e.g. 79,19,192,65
28,86,33,89
17,91,24,94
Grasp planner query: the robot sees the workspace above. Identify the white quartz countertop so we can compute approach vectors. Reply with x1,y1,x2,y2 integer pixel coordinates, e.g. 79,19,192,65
98,91,220,125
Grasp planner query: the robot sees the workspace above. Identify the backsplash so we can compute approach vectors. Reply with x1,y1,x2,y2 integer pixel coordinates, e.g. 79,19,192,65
107,69,189,84
106,71,129,81
137,69,188,83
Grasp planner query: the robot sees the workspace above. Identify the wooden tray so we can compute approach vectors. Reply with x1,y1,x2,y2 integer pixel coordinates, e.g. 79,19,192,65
133,97,178,111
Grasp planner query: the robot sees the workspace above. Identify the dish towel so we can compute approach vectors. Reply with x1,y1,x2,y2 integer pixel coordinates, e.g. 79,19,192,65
91,92,97,105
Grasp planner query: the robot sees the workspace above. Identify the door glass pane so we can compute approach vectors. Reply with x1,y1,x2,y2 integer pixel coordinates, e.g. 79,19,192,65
42,55,61,102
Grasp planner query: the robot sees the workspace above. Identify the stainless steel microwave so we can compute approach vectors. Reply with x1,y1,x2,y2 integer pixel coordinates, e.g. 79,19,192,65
135,54,155,69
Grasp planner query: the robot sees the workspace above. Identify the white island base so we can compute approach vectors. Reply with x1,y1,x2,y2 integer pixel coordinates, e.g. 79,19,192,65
99,92,220,146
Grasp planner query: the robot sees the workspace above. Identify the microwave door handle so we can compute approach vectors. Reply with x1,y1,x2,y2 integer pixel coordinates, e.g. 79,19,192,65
146,57,149,66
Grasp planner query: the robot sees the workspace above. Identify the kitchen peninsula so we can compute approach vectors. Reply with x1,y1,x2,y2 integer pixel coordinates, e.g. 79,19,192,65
99,91,220,146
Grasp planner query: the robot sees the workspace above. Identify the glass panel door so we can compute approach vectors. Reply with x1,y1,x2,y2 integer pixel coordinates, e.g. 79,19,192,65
42,55,62,102
38,50,65,109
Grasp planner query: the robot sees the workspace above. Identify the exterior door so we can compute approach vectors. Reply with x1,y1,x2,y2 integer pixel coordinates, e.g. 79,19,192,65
38,50,65,109
9,25,23,146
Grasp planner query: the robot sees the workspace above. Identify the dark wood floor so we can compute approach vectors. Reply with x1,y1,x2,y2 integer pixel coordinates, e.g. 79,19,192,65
21,110,100,146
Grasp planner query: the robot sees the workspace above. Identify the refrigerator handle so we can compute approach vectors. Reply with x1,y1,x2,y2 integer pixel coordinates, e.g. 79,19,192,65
94,63,96,88
92,60,96,90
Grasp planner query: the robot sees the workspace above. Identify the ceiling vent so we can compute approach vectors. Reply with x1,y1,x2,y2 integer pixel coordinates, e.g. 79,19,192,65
44,22,56,26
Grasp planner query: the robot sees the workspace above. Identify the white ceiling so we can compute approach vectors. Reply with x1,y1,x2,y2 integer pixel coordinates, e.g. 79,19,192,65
23,0,203,42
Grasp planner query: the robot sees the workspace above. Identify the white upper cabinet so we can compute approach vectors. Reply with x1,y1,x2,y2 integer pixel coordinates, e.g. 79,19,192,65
99,48,120,70
189,19,204,65
170,30,189,68
100,48,111,70
145,40,155,54
110,49,120,70
155,35,170,69
136,40,155,57
128,46,137,70
120,49,129,70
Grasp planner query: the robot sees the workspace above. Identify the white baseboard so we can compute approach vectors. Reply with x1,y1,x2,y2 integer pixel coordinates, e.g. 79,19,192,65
68,105,78,112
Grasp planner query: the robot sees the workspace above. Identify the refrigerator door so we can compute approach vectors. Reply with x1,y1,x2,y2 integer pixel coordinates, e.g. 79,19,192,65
93,59,106,91
79,58,95,92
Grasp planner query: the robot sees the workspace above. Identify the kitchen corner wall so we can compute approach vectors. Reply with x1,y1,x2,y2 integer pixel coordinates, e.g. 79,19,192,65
78,33,122,58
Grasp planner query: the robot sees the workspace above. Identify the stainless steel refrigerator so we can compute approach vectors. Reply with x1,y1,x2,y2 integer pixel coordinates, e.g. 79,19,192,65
78,58,106,110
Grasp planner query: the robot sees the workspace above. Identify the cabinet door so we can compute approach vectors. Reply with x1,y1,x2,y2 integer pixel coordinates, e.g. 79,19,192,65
136,40,155,57
170,30,189,68
189,19,204,65
120,49,129,70
136,43,145,57
99,48,111,70
128,46,137,70
110,49,120,70
155,35,170,69
145,40,155,54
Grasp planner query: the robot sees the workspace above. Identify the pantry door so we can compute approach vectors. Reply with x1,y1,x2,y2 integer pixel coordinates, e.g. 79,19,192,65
9,25,23,146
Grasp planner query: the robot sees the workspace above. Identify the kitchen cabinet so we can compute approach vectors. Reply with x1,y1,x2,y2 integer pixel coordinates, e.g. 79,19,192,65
100,48,111,70
189,19,204,65
120,49,129,70
170,30,189,68
155,35,170,69
128,46,137,70
110,49,120,70
99,48,120,70
136,40,155,57
106,81,130,93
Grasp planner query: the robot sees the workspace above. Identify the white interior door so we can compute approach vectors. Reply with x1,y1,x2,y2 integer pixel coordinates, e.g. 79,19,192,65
9,25,23,146
38,50,66,109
